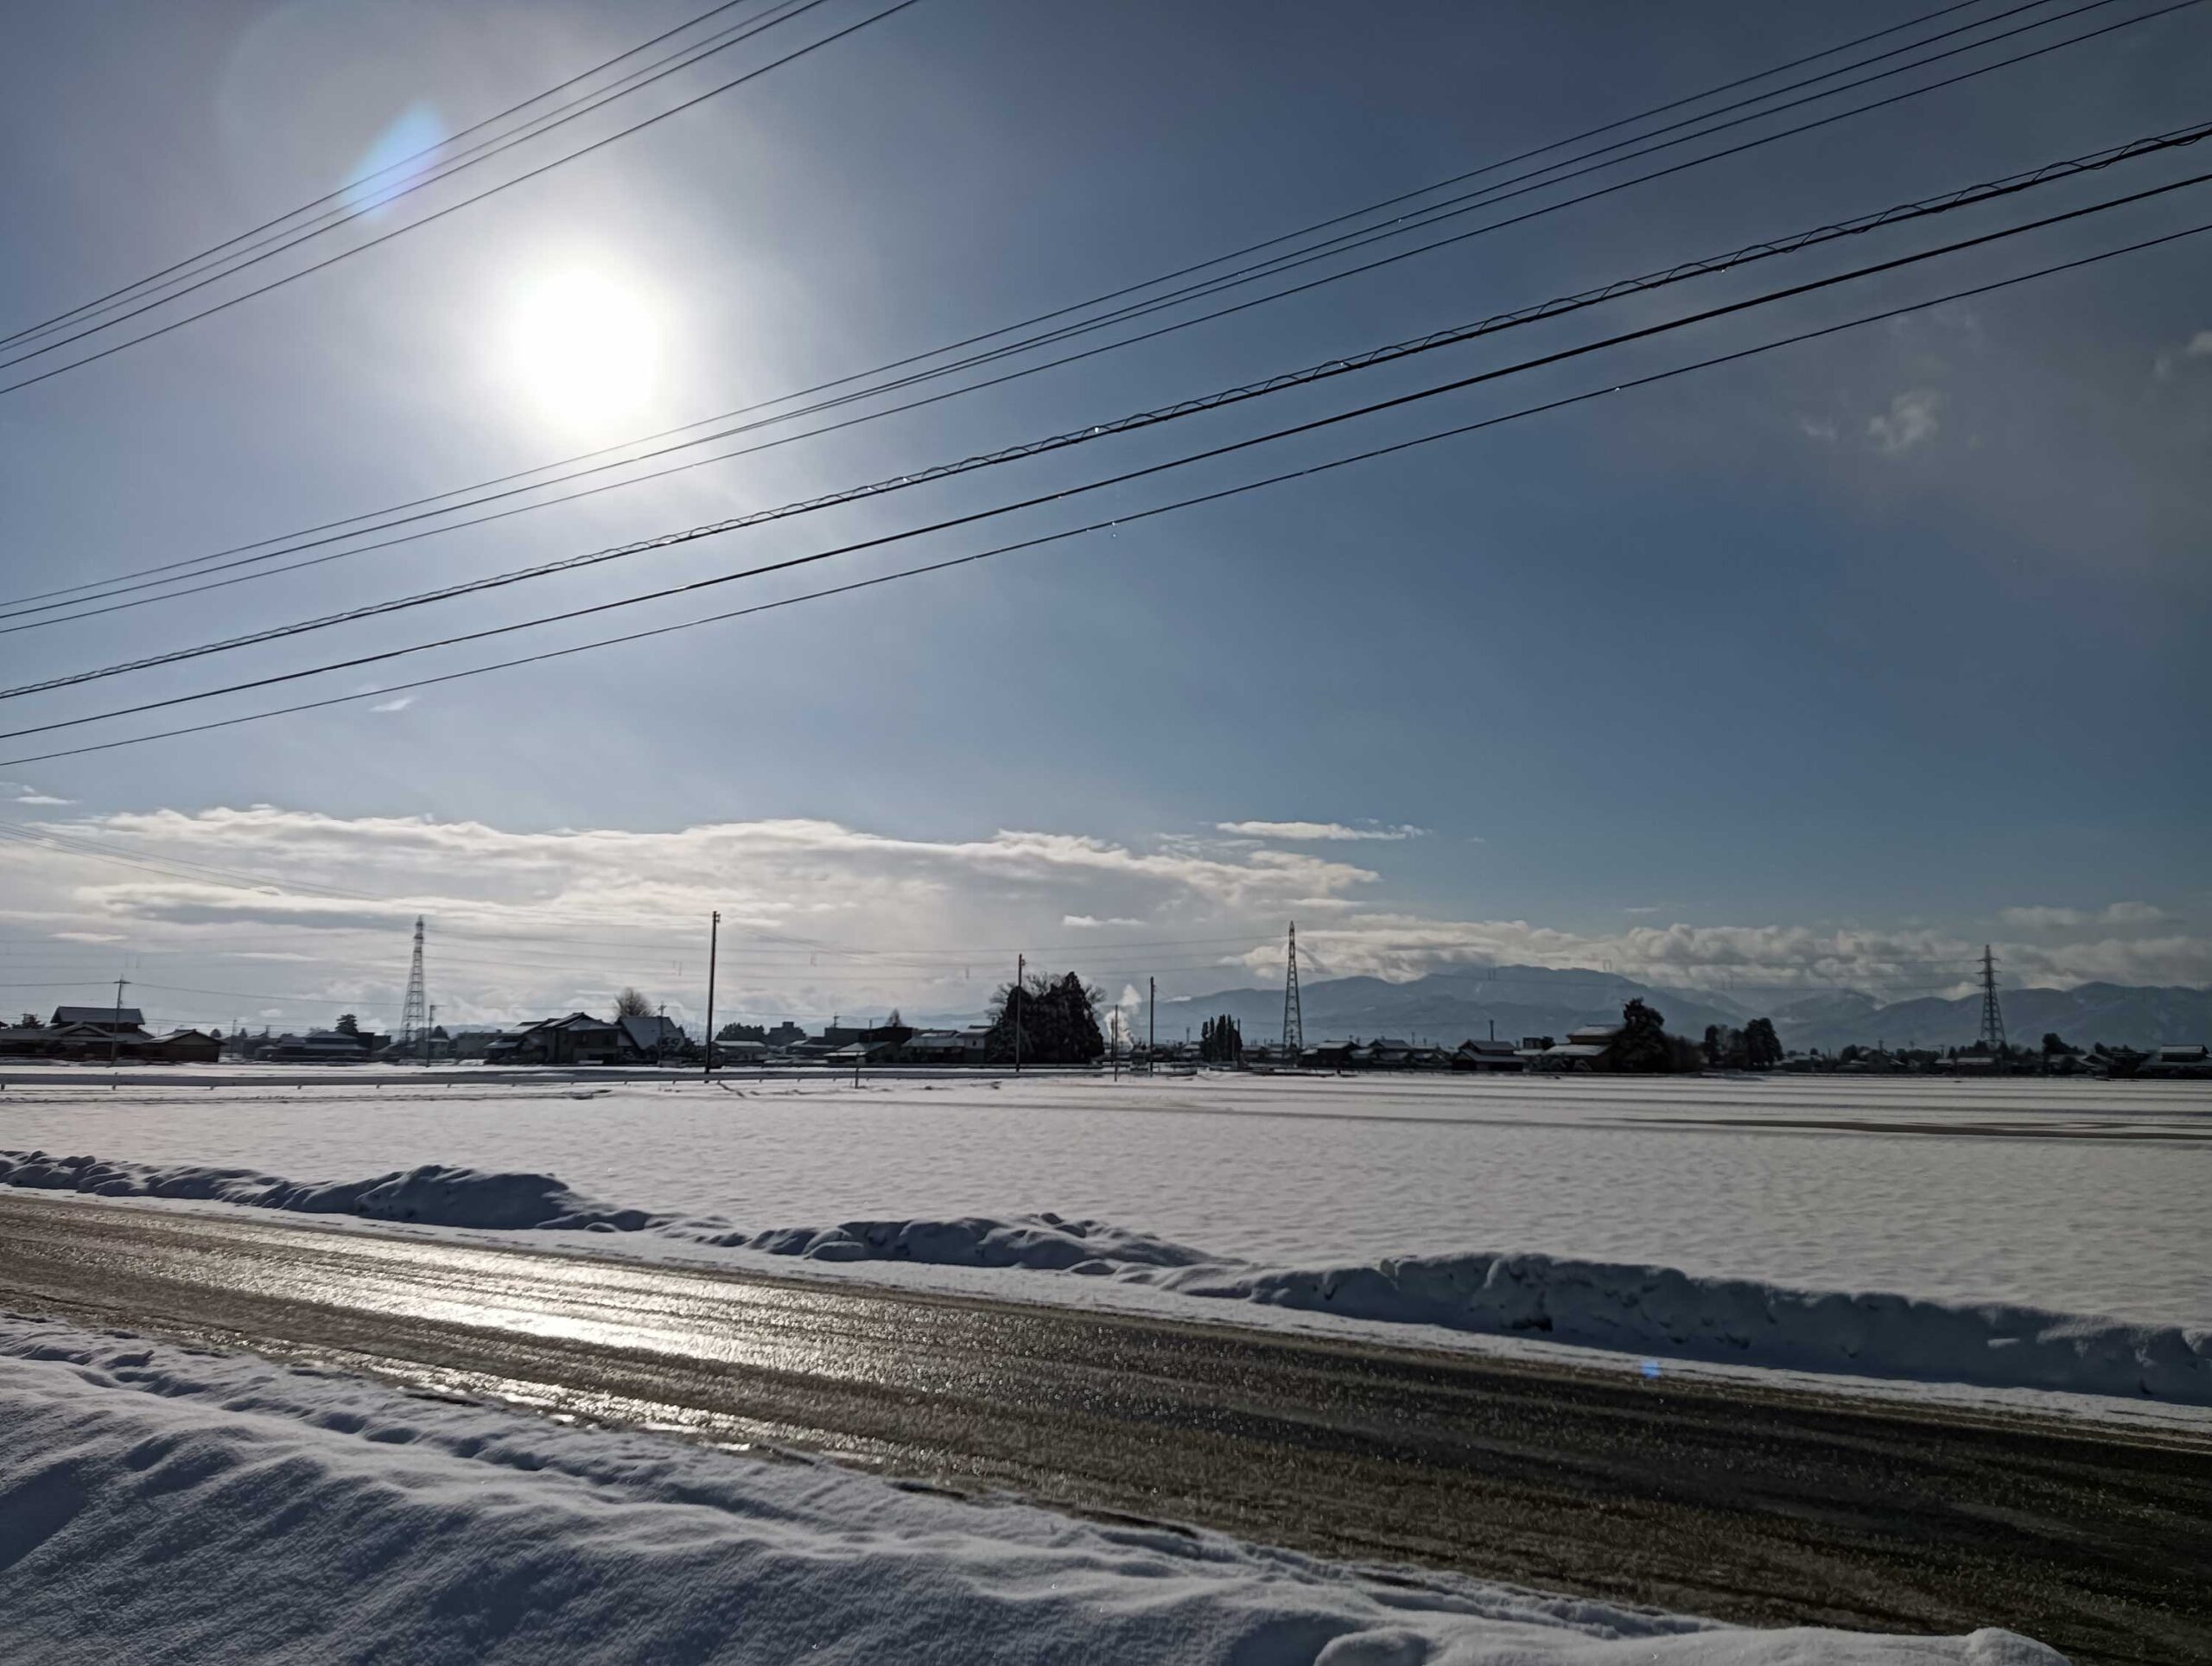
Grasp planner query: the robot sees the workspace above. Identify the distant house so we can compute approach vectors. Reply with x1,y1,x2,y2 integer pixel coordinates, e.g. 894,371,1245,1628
2142,1044,2211,1079
617,1014,688,1063
49,1004,146,1033
492,1014,624,1066
898,1028,988,1065
1531,1023,1621,1072
709,1037,769,1065
765,1021,809,1048
147,1028,221,1065
262,1030,376,1064
1452,1038,1526,1073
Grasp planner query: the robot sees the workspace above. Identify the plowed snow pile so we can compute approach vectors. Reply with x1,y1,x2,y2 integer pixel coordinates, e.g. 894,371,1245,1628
0,1315,2065,1665
6,1148,2206,1404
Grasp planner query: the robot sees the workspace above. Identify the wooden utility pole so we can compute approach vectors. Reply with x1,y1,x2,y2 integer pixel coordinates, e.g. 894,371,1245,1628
1147,976,1155,1076
1013,953,1024,1073
702,911,720,1084
110,975,128,1066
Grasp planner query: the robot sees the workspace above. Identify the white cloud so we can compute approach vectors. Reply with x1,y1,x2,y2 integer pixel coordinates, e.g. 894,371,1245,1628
1866,388,1942,455
1999,906,2086,930
1213,821,1427,842
1796,416,1840,443
2189,330,2212,359
2000,901,2167,931
13,793,74,805
0,806,2198,1028
367,696,415,714
48,930,125,943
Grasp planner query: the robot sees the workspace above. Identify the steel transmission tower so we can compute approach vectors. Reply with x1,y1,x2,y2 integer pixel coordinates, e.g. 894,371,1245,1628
1977,944,2006,1053
399,916,428,1048
1281,921,1304,1061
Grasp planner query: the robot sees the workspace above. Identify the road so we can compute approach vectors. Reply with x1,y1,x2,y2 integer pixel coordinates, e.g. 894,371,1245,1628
2,1191,2206,1665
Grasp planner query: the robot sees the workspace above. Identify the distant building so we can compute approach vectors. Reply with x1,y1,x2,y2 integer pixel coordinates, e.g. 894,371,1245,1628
261,1030,377,1064
617,1014,688,1063
898,1027,989,1064
2142,1044,2211,1079
488,1014,625,1065
1452,1038,1526,1072
1530,1023,1621,1072
49,1004,147,1034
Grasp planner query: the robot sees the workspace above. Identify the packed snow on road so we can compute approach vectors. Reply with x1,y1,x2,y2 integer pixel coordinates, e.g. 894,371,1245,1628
2,1071,2205,1403
0,1313,2069,1665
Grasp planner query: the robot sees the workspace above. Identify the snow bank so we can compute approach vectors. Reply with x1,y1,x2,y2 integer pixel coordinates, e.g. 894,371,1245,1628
0,1315,2063,1664
7,1146,2208,1406
0,1148,657,1231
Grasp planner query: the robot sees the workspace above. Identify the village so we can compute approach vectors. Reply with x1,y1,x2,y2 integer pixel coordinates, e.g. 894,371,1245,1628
3,998,2203,1078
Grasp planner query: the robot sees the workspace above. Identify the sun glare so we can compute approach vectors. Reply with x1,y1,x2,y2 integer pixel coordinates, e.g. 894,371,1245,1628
505,268,660,426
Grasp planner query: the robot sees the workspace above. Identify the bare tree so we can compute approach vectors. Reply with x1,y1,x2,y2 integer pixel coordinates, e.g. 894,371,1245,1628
613,987,654,1019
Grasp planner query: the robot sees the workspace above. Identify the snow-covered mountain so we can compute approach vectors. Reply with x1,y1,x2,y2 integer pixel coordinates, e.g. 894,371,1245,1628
1156,966,1743,1047
1155,966,2210,1052
1776,982,2212,1052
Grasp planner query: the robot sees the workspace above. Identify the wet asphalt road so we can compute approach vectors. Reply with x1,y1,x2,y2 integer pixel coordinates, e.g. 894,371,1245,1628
2,1191,2207,1665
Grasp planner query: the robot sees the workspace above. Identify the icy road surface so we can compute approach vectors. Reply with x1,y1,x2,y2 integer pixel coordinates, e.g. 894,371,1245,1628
7,1192,2201,1663
3,1070,2204,1326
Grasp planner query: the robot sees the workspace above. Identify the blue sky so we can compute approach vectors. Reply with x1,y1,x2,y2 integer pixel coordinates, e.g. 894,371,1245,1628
1,0,2207,1031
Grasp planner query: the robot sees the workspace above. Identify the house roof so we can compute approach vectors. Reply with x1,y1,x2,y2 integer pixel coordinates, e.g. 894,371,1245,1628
1545,1043,1612,1058
620,1014,684,1051
1565,1023,1621,1043
52,1005,144,1026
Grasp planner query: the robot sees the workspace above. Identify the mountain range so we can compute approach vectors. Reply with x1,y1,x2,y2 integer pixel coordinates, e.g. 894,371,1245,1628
1147,965,2212,1053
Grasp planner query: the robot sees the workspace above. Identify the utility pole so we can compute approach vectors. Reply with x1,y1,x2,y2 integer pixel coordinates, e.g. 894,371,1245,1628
110,974,128,1066
702,911,720,1084
1147,976,1155,1077
422,1003,436,1066
1013,953,1024,1073
1111,1008,1121,1080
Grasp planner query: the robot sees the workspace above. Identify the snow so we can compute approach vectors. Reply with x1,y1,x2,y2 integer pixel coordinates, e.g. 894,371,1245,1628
2,1071,2205,1402
0,1313,2066,1664
7,1153,2209,1407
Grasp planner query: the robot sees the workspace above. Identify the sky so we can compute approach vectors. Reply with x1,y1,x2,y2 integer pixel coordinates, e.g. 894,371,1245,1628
1,0,2208,1035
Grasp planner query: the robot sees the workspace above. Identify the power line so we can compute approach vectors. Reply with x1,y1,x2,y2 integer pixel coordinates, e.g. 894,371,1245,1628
5,0,2172,617
7,207,2198,772
14,117,2203,699
0,0,927,397
0,0,790,353
8,167,2206,750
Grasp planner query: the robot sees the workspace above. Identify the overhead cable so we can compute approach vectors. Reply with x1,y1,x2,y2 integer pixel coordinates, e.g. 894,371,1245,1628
6,0,2180,614
6,118,2203,701
4,207,2203,767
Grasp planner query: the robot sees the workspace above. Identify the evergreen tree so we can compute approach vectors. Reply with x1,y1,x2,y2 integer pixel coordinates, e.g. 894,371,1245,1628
1612,998,1671,1072
1743,1016,1783,1068
334,1013,359,1036
984,971,1104,1065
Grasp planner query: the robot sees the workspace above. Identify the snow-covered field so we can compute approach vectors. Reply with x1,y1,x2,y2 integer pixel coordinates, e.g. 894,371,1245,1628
0,1313,2065,1664
3,1071,2206,1401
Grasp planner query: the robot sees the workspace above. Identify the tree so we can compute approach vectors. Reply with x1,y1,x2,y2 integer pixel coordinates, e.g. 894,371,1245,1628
334,1013,359,1036
1743,1017,1783,1069
2042,1031,2069,1056
984,970,1103,1065
17,1013,37,1029
1200,1014,1243,1064
885,1008,903,1028
1612,998,1672,1073
613,987,654,1019
718,1021,766,1043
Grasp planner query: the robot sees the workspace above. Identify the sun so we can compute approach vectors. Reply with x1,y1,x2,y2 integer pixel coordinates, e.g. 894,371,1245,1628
504,268,661,426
